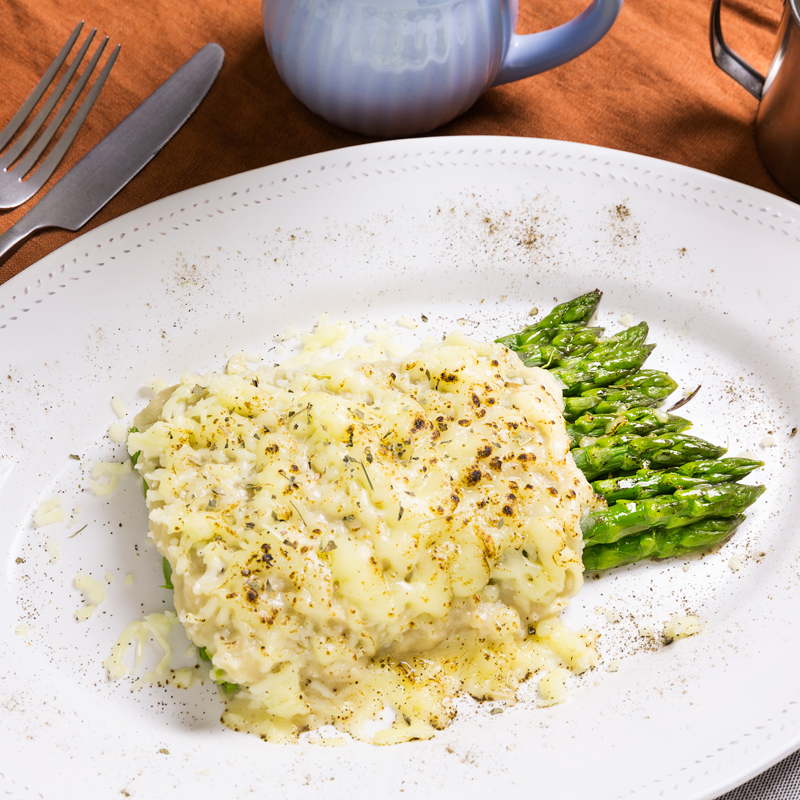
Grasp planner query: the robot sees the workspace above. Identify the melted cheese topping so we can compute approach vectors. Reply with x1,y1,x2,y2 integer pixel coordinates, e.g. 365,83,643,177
129,327,603,744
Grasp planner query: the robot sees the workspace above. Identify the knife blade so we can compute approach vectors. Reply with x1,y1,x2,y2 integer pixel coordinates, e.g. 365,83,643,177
0,42,224,263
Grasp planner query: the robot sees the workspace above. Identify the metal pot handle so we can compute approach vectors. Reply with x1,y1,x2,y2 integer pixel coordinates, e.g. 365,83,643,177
710,0,766,98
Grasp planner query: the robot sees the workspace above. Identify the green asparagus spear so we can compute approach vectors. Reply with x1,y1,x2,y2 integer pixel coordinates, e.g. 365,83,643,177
516,326,605,368
582,516,745,571
525,322,648,369
520,323,602,350
563,371,679,421
563,389,663,420
572,432,728,480
551,325,603,350
567,407,691,446
496,290,603,350
588,322,650,356
496,325,553,351
591,457,764,502
581,483,765,545
615,370,680,398
535,289,603,328
551,343,657,395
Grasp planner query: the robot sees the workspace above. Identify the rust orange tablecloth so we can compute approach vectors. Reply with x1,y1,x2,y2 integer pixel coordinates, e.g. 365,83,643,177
0,0,789,284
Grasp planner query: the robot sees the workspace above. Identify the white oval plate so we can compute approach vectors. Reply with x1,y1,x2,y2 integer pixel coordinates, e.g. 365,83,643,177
1,136,799,800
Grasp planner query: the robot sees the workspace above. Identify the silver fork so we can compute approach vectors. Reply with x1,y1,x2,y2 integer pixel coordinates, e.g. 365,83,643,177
0,21,120,210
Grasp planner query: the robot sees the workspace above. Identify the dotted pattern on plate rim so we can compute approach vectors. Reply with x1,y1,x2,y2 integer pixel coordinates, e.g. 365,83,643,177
1,142,798,329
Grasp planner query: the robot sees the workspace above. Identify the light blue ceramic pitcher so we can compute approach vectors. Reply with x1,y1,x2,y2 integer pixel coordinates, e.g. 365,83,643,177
262,0,624,137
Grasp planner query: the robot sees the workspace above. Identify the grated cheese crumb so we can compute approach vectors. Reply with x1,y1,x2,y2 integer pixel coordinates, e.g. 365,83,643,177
15,623,28,637
87,460,132,497
104,611,179,681
33,495,66,528
171,667,196,689
226,352,262,375
728,555,742,572
607,659,620,672
45,536,60,563
111,396,127,419
664,614,705,642
145,377,168,396
76,605,96,621
109,421,128,444
66,506,82,529
277,324,299,342
619,313,634,326
124,573,135,586
760,435,775,448
76,572,106,606
605,608,621,623
737,450,761,460
538,667,569,705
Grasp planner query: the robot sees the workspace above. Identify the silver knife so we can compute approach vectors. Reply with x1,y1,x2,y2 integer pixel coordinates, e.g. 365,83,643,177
0,43,224,263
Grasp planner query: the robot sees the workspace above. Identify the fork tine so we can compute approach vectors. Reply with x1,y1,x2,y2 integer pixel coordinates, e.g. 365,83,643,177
0,28,97,168
21,42,121,196
0,21,84,152
13,36,110,180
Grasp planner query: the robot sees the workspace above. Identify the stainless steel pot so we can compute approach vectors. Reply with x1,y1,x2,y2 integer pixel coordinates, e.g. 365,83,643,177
711,0,800,199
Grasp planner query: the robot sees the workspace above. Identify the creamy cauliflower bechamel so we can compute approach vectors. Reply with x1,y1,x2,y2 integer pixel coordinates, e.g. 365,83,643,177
128,322,602,744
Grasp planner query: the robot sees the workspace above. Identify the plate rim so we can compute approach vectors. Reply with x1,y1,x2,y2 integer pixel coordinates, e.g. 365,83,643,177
2,134,799,323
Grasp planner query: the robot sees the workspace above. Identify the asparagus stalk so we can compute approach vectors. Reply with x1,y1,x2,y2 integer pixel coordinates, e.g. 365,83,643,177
582,516,745,571
581,483,765,545
567,407,691,447
496,290,603,351
588,321,650,355
563,388,664,421
572,432,728,481
517,326,605,368
562,372,679,421
618,370,680,397
591,457,764,502
551,343,657,396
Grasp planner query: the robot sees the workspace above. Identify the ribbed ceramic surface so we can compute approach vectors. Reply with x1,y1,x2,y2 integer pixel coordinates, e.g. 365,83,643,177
262,0,511,136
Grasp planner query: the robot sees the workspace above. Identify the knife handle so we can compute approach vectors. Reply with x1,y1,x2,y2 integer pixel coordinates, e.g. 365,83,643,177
0,218,48,264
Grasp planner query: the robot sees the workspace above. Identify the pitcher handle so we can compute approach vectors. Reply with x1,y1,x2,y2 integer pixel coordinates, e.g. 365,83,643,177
493,0,623,86
709,0,765,99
